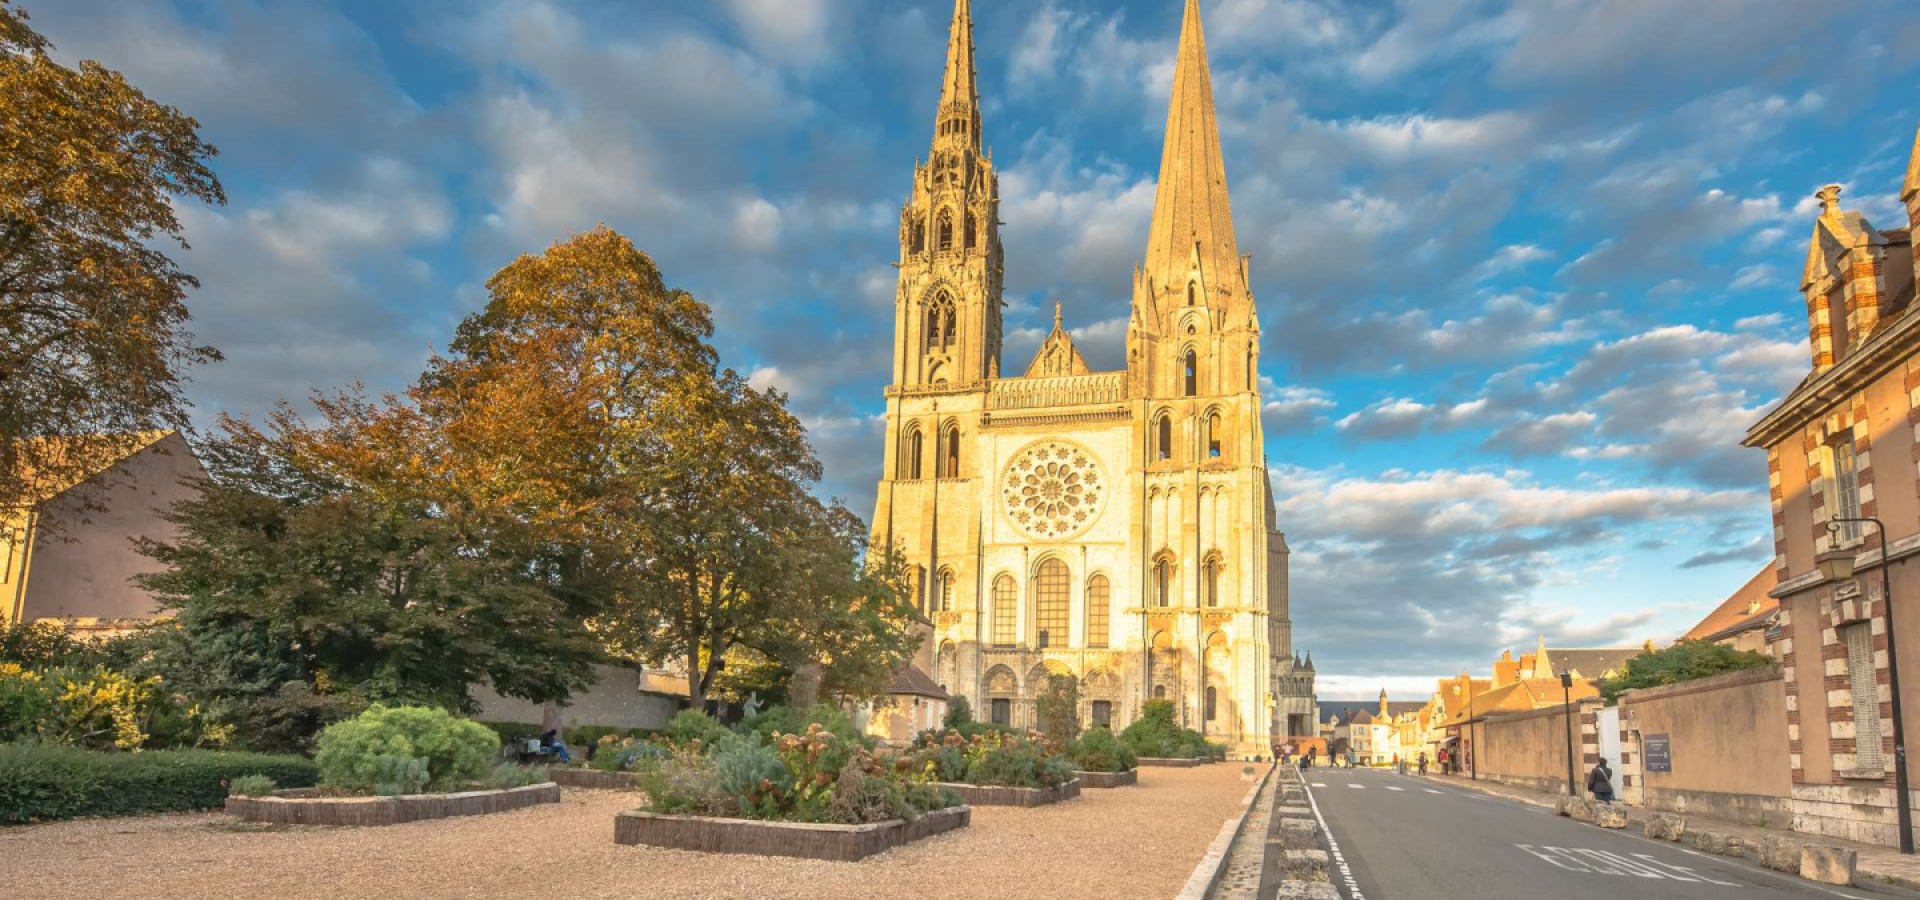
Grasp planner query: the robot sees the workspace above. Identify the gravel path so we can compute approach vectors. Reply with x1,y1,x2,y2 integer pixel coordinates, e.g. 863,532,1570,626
0,766,1257,900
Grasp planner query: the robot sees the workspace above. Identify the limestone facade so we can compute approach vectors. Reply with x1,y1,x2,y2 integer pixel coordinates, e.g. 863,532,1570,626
869,0,1316,758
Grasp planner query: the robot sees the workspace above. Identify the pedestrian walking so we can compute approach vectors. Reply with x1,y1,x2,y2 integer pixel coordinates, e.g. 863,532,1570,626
1587,757,1615,804
1417,752,1428,776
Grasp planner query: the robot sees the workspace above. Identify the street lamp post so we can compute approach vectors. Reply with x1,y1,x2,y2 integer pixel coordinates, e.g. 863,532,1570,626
1468,691,1477,781
1560,670,1577,797
1821,517,1913,855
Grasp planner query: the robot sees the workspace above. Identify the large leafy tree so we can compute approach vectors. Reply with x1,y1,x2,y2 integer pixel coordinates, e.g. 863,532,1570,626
0,1,223,513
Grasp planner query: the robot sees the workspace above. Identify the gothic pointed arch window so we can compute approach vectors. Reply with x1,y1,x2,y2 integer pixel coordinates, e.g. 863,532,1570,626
912,220,926,254
965,211,978,249
1156,414,1173,461
1086,574,1110,649
992,575,1017,646
904,427,924,480
940,425,960,477
1207,411,1223,459
1155,556,1174,607
1033,558,1069,649
937,210,955,252
1184,350,1198,396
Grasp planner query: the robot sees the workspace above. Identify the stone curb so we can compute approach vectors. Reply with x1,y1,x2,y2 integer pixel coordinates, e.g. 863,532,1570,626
1076,769,1139,789
549,767,638,790
614,805,970,861
934,779,1081,807
1172,761,1274,900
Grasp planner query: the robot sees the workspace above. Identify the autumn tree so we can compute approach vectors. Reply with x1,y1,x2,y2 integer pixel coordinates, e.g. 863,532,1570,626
0,1,224,514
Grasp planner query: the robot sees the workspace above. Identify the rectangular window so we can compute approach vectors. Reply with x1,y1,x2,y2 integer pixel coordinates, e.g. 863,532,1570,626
992,577,1017,646
1831,440,1862,542
1845,622,1885,772
991,698,1011,726
1091,701,1112,728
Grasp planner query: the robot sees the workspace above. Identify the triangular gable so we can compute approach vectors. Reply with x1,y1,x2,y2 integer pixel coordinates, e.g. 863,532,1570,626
1023,304,1092,378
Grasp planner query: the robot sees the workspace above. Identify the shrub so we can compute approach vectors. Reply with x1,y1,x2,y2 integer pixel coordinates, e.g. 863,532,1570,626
1599,640,1772,703
370,755,430,796
739,703,871,750
634,746,732,817
1069,727,1137,773
566,724,654,747
638,726,952,825
314,705,498,794
908,729,1074,788
1034,675,1080,743
1119,698,1213,759
943,695,973,729
0,621,102,669
0,663,232,751
0,745,318,824
665,709,731,749
488,762,548,789
712,735,791,815
590,736,670,772
227,774,277,797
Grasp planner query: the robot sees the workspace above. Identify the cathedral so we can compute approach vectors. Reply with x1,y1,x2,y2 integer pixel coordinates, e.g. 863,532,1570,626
870,0,1317,757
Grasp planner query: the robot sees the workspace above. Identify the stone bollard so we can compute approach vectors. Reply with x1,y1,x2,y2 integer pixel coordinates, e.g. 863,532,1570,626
1592,803,1628,828
1555,795,1574,817
1753,835,1806,873
1643,812,1686,841
1800,846,1857,886
1566,798,1596,823
1278,818,1320,841
1282,849,1330,881
1685,830,1750,859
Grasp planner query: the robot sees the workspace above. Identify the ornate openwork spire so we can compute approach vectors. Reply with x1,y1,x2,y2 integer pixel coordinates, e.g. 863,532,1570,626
1142,0,1242,300
933,0,981,152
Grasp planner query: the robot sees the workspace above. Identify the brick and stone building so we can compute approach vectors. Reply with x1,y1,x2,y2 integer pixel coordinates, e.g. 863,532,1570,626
1742,123,1920,847
867,0,1316,757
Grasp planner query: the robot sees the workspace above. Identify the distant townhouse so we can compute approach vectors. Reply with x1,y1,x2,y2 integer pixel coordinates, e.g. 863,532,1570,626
1741,125,1920,847
1681,565,1781,657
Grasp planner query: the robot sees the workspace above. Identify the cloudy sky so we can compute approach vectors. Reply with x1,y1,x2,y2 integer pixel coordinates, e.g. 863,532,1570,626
30,0,1920,698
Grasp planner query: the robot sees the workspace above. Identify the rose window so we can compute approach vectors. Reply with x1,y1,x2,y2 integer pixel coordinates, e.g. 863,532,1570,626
1001,441,1106,540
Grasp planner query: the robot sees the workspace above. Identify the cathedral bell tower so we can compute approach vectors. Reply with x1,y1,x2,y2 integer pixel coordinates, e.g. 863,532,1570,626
892,0,1003,389
1126,0,1259,401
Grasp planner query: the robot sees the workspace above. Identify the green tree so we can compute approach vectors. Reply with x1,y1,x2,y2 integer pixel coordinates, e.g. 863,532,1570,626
1035,674,1081,743
1599,640,1772,703
0,1,224,516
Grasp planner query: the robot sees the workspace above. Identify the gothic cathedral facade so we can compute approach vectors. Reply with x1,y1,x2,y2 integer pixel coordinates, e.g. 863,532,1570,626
870,0,1317,757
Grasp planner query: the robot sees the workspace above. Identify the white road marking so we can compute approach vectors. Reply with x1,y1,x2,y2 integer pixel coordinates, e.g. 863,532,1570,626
1302,767,1366,900
1347,783,1364,789
1311,782,1328,787
1425,789,1442,794
1513,844,1739,887
1386,786,1405,792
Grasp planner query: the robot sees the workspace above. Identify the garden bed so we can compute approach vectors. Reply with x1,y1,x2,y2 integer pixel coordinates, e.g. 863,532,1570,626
224,783,559,826
613,805,970,861
1076,769,1138,788
548,767,636,790
934,779,1081,807
1138,757,1204,768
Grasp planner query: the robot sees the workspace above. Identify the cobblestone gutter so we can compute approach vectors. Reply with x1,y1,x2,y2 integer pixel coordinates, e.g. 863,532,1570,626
1173,763,1275,900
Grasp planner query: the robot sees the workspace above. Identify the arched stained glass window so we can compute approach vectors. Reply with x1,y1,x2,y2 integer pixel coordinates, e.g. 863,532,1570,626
1155,558,1172,607
1184,351,1198,396
1086,575,1110,649
1034,559,1069,649
905,428,923,479
992,575,1017,646
1157,416,1172,461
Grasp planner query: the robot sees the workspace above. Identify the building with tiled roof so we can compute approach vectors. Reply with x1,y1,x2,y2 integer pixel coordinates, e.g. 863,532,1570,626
1680,565,1780,656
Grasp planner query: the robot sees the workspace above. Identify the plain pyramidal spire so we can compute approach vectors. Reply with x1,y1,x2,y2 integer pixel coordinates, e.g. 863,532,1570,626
1143,0,1242,298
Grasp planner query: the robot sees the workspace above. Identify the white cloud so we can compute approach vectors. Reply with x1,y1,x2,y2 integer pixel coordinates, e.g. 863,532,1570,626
1472,244,1554,281
718,0,831,67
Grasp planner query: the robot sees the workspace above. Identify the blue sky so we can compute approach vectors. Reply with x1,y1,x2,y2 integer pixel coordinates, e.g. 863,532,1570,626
29,0,1920,698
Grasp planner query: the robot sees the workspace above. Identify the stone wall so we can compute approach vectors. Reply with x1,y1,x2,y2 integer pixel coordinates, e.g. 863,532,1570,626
1615,665,1791,826
471,663,682,731
1476,700,1600,796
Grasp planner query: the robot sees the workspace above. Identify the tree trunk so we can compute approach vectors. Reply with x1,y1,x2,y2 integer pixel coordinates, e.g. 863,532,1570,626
687,641,705,713
540,701,565,751
790,661,824,708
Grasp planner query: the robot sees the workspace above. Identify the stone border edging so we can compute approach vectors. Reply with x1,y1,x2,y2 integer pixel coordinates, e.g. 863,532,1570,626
1140,757,1205,768
613,805,970,861
935,778,1081,806
549,767,637,790
1173,760,1275,900
1077,769,1138,788
225,783,559,826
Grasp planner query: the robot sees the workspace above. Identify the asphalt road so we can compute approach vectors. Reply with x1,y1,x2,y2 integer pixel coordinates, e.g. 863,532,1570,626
1299,765,1920,900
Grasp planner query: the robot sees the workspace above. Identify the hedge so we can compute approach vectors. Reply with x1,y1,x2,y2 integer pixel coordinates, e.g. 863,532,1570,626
0,744,320,825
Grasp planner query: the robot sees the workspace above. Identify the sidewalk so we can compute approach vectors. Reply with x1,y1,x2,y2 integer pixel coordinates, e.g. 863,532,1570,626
1418,770,1920,890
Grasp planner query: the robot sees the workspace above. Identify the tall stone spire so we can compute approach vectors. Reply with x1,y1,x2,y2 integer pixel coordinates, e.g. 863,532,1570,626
933,0,981,152
1142,0,1243,304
